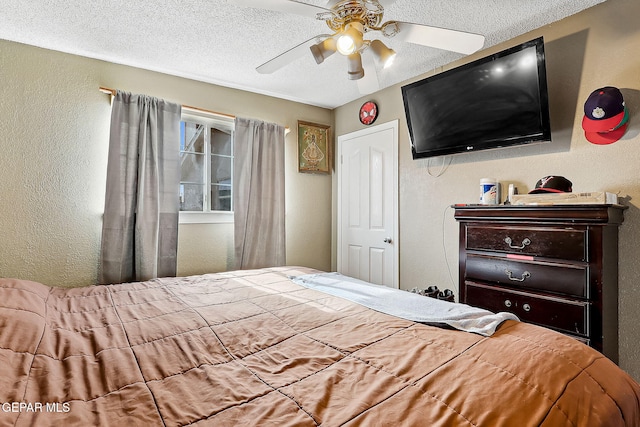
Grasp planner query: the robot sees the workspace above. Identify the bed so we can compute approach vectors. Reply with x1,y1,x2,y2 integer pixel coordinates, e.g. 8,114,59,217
1,266,639,426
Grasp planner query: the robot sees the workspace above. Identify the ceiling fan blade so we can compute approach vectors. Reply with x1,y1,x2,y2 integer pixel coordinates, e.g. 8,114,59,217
357,52,380,95
393,22,485,54
236,0,331,18
257,35,331,74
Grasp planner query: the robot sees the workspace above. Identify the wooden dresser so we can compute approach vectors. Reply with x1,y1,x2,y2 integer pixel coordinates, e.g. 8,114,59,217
453,204,626,362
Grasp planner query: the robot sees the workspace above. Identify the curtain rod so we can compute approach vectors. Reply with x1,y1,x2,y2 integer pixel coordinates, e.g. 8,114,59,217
99,87,290,133
99,86,236,119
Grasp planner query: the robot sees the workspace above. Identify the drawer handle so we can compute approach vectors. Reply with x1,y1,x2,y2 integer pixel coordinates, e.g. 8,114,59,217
504,269,531,282
504,299,512,308
523,303,531,312
504,236,531,250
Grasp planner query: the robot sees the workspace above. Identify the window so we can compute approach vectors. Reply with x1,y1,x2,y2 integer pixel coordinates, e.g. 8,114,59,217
179,111,234,224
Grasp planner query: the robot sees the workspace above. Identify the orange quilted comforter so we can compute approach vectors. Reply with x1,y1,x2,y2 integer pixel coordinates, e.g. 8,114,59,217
1,266,639,426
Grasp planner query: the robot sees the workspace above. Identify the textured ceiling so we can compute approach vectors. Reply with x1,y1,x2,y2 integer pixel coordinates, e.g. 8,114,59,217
0,0,605,108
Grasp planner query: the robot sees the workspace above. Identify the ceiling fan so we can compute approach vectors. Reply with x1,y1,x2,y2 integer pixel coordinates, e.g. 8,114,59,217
236,0,485,93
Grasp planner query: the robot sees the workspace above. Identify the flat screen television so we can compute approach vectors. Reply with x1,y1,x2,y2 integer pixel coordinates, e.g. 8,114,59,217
402,37,551,159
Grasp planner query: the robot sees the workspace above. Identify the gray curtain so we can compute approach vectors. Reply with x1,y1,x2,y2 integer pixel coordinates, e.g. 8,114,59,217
99,91,181,284
234,118,286,269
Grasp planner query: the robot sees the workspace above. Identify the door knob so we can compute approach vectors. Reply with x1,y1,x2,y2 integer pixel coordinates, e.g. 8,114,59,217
383,237,392,243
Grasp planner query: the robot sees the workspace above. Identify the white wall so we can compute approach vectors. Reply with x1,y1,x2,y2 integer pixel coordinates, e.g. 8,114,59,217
333,0,640,381
0,39,333,287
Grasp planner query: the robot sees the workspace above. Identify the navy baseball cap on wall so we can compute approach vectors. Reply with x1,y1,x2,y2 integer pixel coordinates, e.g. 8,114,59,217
582,87,626,133
528,176,573,194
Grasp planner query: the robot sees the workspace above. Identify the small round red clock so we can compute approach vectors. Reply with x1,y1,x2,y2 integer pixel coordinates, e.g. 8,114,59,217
359,101,378,125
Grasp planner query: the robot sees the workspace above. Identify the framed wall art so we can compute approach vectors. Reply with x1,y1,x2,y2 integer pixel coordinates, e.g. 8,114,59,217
297,121,331,174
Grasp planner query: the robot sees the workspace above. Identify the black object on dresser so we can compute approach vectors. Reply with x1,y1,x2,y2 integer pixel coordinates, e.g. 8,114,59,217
453,204,626,363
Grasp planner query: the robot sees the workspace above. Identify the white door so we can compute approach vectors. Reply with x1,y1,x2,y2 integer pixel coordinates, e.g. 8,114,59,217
337,120,398,288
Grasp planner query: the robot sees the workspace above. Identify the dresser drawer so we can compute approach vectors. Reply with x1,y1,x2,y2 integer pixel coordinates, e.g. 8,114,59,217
465,282,589,336
465,225,587,261
465,254,588,298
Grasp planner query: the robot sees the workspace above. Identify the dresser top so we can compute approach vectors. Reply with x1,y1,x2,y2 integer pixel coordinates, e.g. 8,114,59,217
452,204,627,224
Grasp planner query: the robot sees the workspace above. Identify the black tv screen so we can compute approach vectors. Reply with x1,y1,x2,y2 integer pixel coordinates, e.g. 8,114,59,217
402,37,551,159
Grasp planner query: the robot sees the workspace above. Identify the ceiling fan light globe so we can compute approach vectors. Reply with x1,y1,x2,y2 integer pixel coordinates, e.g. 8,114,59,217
310,44,325,64
382,51,396,68
348,68,365,80
337,35,356,55
381,55,394,68
370,39,396,68
347,52,365,80
337,23,364,56
310,38,337,64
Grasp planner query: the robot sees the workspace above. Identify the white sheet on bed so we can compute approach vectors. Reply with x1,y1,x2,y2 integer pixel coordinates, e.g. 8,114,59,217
291,272,518,336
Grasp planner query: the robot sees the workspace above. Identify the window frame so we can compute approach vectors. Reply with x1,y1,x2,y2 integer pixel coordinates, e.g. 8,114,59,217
178,110,235,225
